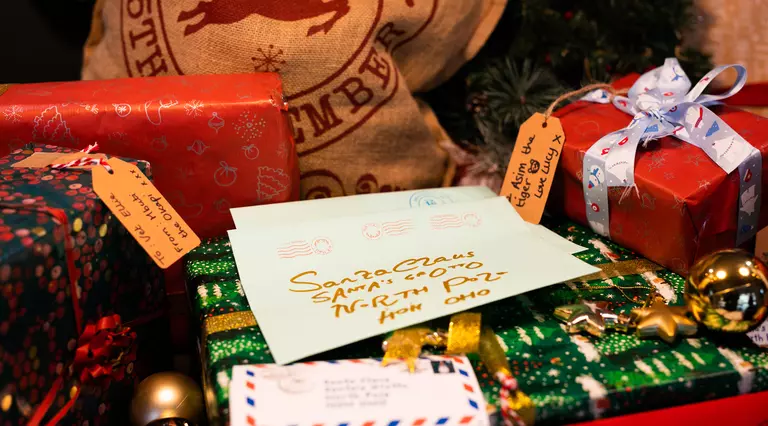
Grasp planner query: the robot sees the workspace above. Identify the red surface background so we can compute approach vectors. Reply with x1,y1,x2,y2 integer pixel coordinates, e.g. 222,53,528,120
572,390,768,426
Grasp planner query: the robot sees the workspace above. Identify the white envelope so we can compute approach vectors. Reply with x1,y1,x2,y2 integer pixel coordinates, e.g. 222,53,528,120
228,197,597,364
231,186,585,254
229,356,490,426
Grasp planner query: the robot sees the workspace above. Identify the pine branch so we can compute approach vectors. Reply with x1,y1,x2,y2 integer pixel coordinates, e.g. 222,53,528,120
470,59,565,136
426,0,712,176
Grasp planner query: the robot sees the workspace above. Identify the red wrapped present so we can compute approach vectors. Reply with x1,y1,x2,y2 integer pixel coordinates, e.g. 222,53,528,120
0,73,299,239
551,58,768,276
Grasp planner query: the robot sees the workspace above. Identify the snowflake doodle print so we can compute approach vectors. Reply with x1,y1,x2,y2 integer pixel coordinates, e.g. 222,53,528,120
185,100,205,117
113,103,132,117
233,110,267,143
251,45,286,73
3,105,23,123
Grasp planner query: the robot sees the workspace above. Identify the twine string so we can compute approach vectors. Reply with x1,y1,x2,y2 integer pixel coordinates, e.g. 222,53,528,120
543,83,629,122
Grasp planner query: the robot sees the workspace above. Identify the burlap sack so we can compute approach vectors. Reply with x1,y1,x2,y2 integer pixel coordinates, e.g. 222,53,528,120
82,0,506,199
689,0,768,84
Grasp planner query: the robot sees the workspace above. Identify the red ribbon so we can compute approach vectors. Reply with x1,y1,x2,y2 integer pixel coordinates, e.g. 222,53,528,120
74,314,137,384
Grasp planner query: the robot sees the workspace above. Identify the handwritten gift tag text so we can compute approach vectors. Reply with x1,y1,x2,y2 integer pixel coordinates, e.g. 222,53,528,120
500,113,565,224
92,158,200,268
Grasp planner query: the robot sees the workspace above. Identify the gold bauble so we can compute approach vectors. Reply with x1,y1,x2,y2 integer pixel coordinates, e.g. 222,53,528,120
130,373,205,426
686,249,768,333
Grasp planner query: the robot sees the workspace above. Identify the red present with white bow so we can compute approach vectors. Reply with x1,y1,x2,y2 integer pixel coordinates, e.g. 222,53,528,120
551,58,768,276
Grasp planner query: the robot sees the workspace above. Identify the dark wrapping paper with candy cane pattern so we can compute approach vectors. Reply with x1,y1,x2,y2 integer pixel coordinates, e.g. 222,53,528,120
550,60,768,277
0,145,167,425
185,220,768,426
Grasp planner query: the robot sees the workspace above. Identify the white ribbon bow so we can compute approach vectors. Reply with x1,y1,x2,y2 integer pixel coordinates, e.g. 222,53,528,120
581,58,761,244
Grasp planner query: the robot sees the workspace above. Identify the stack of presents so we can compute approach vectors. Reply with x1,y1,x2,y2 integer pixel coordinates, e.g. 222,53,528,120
1,44,768,426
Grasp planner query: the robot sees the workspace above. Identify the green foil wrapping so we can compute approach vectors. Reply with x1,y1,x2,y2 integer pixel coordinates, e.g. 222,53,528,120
185,221,768,426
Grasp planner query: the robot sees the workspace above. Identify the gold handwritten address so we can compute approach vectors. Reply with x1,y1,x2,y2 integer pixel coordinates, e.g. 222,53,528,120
287,251,508,324
92,158,201,268
500,112,565,224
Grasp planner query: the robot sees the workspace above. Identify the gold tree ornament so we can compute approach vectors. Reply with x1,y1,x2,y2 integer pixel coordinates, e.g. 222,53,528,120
130,373,204,426
630,293,698,343
685,249,768,333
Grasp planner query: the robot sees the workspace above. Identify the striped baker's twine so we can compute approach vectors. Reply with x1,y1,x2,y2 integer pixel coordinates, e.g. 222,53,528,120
50,143,112,172
497,371,527,426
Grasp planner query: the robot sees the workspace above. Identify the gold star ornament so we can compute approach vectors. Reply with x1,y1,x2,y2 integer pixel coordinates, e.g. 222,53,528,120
554,301,629,337
630,294,697,343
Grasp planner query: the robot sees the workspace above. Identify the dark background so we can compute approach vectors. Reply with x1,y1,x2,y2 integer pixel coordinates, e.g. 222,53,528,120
1,0,95,83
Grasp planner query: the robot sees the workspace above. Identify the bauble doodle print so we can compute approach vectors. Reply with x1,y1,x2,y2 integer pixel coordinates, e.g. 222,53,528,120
208,112,225,133
242,144,260,160
214,161,238,187
151,136,168,152
113,103,132,118
214,198,232,213
188,140,210,156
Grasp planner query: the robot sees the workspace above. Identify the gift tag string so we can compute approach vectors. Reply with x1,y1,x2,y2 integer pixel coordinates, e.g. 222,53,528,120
543,83,629,123
50,142,113,173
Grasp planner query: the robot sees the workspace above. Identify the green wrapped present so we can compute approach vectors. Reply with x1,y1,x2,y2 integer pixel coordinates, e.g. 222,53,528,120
185,220,768,425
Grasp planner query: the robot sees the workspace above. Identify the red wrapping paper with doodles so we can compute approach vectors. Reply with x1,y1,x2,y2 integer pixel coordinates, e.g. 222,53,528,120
549,74,768,277
0,72,300,238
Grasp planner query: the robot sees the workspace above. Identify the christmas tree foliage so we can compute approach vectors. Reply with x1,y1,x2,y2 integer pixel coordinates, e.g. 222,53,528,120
423,0,711,174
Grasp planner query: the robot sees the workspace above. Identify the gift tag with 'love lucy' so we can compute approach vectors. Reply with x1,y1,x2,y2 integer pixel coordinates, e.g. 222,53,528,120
500,113,565,224
92,158,201,268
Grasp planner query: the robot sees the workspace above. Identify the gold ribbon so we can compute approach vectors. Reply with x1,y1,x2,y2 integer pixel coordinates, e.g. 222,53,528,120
202,311,257,344
383,313,536,425
478,327,535,426
0,84,10,97
577,258,662,282
446,312,482,354
477,327,510,377
382,312,481,371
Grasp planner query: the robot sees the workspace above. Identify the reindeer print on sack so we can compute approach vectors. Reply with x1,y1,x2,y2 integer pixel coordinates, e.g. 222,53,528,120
115,0,441,158
177,0,351,37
